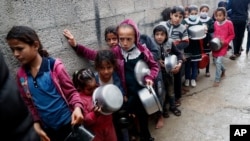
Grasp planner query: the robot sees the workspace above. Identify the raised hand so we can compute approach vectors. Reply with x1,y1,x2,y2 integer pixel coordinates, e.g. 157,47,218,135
63,29,77,47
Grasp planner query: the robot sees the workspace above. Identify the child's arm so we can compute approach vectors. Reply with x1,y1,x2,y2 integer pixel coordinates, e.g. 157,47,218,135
143,47,159,85
173,25,189,50
224,21,235,45
63,29,97,61
52,59,84,123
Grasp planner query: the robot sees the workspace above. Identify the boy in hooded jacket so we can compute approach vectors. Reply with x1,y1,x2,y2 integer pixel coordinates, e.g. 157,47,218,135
153,22,184,117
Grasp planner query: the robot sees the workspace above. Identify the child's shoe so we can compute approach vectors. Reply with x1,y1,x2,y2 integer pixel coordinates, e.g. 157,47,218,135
184,79,190,87
191,79,196,87
169,107,181,116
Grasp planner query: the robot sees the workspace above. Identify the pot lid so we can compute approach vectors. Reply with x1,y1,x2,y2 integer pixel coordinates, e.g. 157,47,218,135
134,60,150,86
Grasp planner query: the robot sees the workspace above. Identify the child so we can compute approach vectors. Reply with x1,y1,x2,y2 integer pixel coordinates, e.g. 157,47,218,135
162,6,189,105
65,19,159,141
72,68,117,141
104,25,119,48
212,7,235,87
6,26,84,141
182,5,203,87
63,25,118,49
94,49,129,141
199,4,214,77
153,23,183,119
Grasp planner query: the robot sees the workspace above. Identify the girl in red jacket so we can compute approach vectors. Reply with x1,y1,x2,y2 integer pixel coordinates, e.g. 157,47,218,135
72,68,117,141
212,7,235,87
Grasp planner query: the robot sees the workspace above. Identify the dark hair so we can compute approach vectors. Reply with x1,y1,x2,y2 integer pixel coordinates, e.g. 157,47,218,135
153,25,169,43
6,26,49,57
188,5,198,13
104,25,118,41
200,4,210,11
94,49,117,70
218,1,227,8
171,6,185,17
215,7,227,17
161,7,172,21
72,68,95,91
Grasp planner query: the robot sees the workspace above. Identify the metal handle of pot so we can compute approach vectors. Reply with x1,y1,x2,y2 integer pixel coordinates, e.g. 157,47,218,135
146,85,163,112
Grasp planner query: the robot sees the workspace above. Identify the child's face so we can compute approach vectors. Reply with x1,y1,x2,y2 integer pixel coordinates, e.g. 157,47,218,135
83,78,97,96
7,39,38,65
106,33,118,48
118,26,136,51
170,12,184,25
98,61,114,83
190,10,198,16
154,31,167,45
215,11,225,22
200,7,209,13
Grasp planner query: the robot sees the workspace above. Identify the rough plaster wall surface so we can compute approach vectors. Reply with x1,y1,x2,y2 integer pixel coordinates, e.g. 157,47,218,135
0,0,221,75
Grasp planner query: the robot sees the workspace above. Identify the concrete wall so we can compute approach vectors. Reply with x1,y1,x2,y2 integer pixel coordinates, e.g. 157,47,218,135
0,0,222,75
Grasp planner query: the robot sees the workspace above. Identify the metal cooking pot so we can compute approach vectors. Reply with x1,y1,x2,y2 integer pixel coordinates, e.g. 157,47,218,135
92,84,123,115
138,85,163,115
134,60,150,86
209,37,222,51
188,25,206,40
64,125,95,141
164,54,177,73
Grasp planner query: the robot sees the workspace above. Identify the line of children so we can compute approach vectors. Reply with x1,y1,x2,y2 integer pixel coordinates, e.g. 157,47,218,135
4,4,236,141
64,19,159,141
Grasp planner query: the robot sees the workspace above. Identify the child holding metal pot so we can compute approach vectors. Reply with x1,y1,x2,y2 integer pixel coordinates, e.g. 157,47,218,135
153,22,184,119
72,49,130,141
199,4,214,77
72,68,118,141
182,5,203,87
212,7,235,87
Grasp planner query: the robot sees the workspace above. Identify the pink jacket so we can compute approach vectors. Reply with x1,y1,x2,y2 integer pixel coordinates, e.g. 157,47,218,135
16,58,84,122
212,20,235,57
80,92,117,141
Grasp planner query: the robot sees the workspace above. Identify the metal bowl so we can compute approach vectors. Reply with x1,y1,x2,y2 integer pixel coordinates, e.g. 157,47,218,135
134,60,150,86
188,25,206,40
209,37,222,51
164,55,177,73
92,84,123,115
138,86,163,115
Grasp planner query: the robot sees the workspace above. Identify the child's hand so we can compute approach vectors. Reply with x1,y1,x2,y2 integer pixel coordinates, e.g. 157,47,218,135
145,79,154,86
124,95,128,102
63,29,77,47
171,63,181,74
33,122,50,141
159,59,165,68
71,107,84,125
93,105,103,115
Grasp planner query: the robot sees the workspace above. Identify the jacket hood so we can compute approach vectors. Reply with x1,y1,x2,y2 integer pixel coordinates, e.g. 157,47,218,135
119,19,140,45
153,22,169,44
